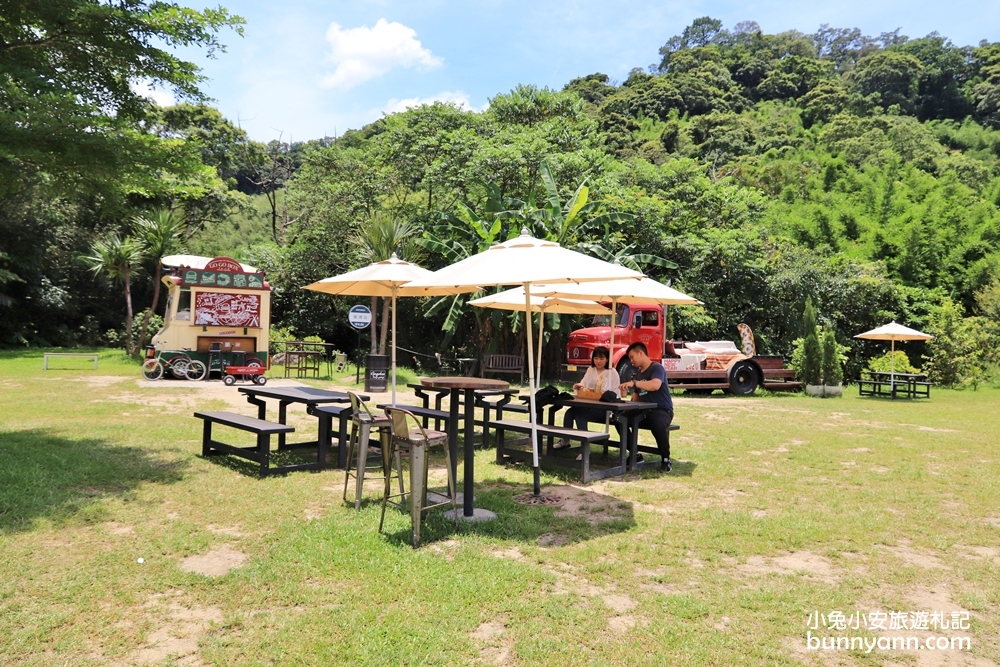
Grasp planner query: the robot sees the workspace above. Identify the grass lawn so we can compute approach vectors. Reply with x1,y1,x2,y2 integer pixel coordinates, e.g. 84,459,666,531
1,348,999,666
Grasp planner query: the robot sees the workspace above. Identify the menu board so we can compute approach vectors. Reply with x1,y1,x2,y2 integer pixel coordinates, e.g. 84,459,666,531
194,292,262,327
180,257,266,290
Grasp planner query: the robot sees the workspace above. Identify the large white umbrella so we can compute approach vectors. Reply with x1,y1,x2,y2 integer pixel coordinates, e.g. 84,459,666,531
533,277,702,375
303,253,456,406
405,229,643,495
854,321,932,386
468,287,611,388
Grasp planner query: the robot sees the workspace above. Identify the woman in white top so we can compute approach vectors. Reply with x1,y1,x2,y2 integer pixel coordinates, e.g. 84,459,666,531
556,346,623,448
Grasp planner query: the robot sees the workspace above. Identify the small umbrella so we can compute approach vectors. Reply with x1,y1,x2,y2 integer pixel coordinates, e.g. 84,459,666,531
468,288,611,387
854,321,933,386
303,253,456,406
405,229,643,496
533,277,701,374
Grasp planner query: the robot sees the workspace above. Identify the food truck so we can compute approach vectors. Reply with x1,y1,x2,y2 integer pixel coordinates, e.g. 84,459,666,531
141,255,271,381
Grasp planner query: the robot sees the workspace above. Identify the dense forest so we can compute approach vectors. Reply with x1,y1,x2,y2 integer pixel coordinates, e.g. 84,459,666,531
3,5,1000,385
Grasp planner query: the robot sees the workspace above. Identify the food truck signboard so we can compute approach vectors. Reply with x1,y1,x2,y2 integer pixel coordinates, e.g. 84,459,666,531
195,292,262,327
180,257,266,290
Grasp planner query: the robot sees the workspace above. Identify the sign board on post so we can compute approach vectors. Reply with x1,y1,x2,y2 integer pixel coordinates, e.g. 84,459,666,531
348,305,372,330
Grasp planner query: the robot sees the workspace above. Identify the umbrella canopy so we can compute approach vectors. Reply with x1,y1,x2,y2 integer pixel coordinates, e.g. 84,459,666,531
303,254,454,405
855,321,932,342
854,321,933,383
533,277,702,371
469,288,611,388
405,229,643,496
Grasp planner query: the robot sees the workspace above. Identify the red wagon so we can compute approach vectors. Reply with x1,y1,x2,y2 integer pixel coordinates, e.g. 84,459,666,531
222,364,267,386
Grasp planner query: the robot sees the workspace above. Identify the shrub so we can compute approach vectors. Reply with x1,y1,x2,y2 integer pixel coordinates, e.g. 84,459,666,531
866,350,919,375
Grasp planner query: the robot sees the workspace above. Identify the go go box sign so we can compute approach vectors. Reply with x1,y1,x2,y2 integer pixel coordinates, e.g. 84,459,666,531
348,305,372,330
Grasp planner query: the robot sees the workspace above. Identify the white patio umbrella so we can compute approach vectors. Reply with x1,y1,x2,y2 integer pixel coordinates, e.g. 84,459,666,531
468,287,611,388
533,277,702,375
854,321,932,386
303,253,457,406
405,229,643,496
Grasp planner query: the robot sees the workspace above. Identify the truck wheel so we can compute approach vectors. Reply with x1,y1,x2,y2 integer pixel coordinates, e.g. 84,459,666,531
728,360,760,395
616,358,634,382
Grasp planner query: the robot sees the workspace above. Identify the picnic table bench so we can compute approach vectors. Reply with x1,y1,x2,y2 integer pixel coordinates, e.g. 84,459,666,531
493,418,612,482
43,353,99,370
858,372,932,399
195,411,296,477
481,354,524,384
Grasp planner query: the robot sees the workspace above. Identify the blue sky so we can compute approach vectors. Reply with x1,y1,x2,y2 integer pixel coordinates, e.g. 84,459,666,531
154,0,1000,142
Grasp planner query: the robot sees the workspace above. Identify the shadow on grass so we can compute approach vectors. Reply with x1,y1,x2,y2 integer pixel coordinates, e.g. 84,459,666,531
0,429,187,533
379,476,637,549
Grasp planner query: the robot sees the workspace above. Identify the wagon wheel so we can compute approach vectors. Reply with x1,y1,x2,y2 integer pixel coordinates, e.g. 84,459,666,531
223,375,236,386
141,359,164,381
728,360,760,396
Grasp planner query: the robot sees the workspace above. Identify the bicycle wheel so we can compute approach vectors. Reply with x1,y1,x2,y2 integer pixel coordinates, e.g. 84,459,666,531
186,359,207,381
141,359,164,381
167,356,190,380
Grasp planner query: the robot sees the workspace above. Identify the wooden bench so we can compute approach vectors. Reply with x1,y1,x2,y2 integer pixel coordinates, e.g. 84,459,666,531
493,418,611,483
311,404,354,469
481,354,524,384
195,411,299,477
632,423,681,471
43,353,98,370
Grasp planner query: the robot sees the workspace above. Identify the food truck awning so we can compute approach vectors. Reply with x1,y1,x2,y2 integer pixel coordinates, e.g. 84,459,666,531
161,254,259,273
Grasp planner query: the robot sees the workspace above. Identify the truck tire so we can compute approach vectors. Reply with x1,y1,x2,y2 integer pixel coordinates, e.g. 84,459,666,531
728,360,760,395
616,357,634,382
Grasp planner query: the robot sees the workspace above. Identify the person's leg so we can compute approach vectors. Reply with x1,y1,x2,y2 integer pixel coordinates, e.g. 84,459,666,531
556,408,576,448
643,408,674,465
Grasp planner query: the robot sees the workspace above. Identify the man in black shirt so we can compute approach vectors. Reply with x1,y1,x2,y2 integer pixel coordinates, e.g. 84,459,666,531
619,342,674,472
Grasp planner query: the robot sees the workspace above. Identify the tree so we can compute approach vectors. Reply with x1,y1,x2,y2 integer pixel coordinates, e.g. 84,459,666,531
0,0,244,187
352,214,422,354
134,209,185,348
846,51,923,112
82,234,144,355
800,296,822,385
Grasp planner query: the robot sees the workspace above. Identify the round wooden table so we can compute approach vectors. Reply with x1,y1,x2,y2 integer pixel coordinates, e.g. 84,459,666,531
421,376,510,518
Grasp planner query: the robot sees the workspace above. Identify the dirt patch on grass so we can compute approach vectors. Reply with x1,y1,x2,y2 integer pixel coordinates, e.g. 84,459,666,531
547,484,632,526
129,591,223,666
882,542,949,570
102,521,134,536
469,620,512,665
739,551,839,583
178,546,247,576
205,524,245,538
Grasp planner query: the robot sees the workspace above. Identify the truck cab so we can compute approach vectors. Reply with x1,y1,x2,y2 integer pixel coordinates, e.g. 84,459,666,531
564,302,666,380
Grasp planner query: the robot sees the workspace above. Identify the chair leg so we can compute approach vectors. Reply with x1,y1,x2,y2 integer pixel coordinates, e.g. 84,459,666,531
343,421,359,504
409,442,426,548
379,436,394,534
354,422,371,510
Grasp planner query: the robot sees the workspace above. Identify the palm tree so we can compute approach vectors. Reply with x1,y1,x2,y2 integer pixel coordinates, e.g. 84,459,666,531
83,234,144,355
352,213,422,354
134,208,185,349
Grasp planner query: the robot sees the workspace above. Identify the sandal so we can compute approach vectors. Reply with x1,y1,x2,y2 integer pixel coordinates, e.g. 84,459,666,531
553,438,571,450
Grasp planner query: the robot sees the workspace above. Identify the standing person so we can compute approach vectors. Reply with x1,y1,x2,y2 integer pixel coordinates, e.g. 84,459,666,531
555,346,622,448
619,342,674,472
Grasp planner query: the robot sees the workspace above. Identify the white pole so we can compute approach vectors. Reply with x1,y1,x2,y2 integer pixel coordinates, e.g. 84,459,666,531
524,283,541,496
391,285,397,407
536,310,544,389
890,338,895,396
609,298,618,371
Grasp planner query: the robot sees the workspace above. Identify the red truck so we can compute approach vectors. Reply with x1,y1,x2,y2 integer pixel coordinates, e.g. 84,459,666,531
561,303,800,395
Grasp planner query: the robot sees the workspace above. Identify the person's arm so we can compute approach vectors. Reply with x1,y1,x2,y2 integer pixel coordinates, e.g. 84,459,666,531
575,366,597,391
631,367,663,393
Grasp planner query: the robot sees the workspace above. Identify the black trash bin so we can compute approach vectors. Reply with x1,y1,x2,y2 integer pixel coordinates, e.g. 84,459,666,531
364,354,390,392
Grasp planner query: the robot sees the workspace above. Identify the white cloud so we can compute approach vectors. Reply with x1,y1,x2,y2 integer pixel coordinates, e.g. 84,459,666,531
380,90,486,115
132,80,176,107
322,18,442,90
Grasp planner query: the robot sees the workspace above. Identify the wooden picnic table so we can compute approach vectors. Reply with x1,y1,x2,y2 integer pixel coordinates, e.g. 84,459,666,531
238,385,369,471
858,372,932,399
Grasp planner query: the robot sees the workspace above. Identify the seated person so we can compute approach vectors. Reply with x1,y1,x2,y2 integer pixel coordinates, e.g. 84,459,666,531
619,342,674,472
555,346,624,449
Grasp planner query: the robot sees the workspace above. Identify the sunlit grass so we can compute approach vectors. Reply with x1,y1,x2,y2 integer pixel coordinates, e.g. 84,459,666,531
1,351,998,665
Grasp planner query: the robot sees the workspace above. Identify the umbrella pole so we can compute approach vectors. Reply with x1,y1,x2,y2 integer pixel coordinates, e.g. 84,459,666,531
890,339,895,397
391,287,397,407
610,298,617,370
524,284,541,496
536,311,544,390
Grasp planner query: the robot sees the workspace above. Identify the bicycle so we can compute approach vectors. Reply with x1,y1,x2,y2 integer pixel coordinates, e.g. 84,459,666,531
141,348,207,381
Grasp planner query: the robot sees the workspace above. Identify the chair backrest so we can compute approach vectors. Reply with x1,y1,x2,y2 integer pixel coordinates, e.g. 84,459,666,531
347,391,379,424
384,407,435,447
737,323,757,357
